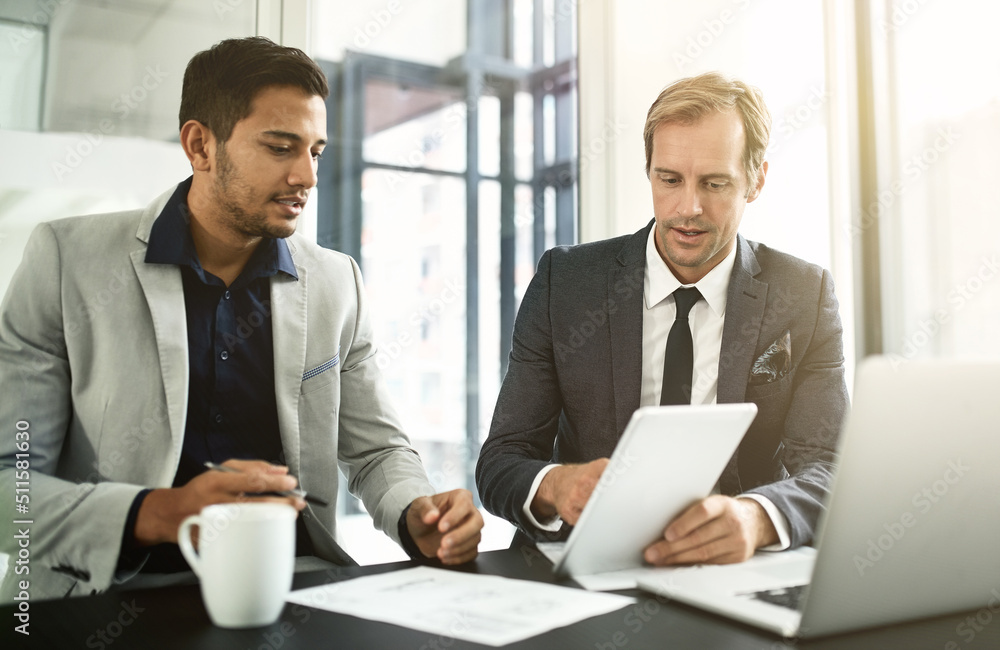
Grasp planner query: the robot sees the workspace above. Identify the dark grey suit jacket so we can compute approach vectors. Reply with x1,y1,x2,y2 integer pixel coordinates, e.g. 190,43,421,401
476,222,849,548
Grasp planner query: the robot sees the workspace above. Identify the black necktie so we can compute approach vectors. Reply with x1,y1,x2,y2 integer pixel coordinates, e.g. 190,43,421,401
660,287,703,405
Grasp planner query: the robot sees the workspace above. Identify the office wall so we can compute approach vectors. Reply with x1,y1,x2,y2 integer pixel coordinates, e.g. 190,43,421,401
41,0,257,140
0,130,191,292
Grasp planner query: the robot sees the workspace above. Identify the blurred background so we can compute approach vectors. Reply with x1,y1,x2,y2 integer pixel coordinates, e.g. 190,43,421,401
1,0,998,564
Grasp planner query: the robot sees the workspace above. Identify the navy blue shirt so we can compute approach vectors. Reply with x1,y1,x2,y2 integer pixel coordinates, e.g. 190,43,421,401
122,177,312,573
146,178,297,486
119,179,423,573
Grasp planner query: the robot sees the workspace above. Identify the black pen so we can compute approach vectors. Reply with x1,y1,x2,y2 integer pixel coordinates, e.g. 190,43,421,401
203,461,330,507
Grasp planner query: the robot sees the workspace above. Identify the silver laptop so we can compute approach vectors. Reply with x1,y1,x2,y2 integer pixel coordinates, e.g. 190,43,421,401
552,403,757,578
638,357,1000,638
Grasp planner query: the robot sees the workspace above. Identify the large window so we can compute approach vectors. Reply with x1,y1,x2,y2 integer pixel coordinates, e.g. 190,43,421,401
311,0,579,559
578,0,855,381
578,0,1000,380
873,0,1000,361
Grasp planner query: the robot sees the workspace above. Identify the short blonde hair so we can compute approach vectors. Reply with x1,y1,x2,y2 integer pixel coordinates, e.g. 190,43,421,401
643,72,771,192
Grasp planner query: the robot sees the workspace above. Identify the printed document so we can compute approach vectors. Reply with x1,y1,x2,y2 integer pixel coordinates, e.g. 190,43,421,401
287,566,633,646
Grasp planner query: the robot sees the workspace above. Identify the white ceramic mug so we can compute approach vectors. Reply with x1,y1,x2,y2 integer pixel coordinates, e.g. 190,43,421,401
178,502,296,628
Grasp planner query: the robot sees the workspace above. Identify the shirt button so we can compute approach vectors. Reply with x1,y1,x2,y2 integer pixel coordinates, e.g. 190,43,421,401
215,414,223,424
224,291,231,300
220,350,229,360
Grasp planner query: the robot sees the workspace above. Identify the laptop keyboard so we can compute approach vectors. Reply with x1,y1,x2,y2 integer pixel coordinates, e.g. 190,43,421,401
749,584,808,610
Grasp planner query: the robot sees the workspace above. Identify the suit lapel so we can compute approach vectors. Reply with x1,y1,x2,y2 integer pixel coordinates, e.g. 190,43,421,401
608,224,650,436
715,236,767,493
128,185,311,481
718,235,767,404
130,250,189,465
270,252,307,478
129,188,189,474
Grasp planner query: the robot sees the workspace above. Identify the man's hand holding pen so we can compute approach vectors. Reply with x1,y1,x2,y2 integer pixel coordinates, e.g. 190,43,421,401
203,461,329,506
132,458,484,566
134,459,307,547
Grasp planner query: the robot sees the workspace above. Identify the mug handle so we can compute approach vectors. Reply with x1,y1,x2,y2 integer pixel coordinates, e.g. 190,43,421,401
177,514,204,577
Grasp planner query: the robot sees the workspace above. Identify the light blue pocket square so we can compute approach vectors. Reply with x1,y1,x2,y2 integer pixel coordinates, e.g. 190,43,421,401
302,348,340,382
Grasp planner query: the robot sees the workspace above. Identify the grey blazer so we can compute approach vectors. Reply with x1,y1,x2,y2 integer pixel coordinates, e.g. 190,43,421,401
0,185,434,600
476,221,849,548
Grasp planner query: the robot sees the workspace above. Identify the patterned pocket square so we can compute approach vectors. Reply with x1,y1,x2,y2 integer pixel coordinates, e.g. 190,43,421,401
750,329,791,385
302,347,340,382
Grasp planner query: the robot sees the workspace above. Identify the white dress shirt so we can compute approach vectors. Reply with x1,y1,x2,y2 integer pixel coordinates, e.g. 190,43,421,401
522,227,791,550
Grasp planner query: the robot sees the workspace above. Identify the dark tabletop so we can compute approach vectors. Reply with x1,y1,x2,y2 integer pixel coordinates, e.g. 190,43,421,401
6,544,999,649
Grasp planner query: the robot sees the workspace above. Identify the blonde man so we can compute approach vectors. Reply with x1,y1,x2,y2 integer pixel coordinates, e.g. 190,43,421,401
478,72,848,565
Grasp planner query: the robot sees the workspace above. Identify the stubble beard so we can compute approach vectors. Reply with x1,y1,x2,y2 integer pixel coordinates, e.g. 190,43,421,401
656,218,718,270
215,143,296,240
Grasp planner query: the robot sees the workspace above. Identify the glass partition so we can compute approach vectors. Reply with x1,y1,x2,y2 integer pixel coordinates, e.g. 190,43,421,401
0,0,257,295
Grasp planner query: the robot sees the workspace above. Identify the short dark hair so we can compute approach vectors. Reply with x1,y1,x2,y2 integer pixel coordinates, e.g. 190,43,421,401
179,36,329,143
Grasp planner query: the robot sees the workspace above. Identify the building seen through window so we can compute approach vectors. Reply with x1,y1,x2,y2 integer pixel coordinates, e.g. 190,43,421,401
312,0,580,520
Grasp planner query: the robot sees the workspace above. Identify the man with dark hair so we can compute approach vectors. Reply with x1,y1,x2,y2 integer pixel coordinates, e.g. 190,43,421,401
0,37,482,601
477,72,848,566
178,36,330,144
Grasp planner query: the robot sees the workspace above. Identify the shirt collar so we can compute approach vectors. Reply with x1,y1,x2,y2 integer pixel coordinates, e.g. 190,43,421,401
644,224,737,317
145,176,298,284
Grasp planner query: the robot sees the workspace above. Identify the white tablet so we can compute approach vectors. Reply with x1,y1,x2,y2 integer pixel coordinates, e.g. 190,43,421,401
553,403,757,578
